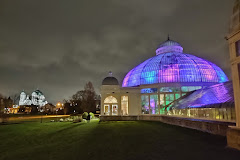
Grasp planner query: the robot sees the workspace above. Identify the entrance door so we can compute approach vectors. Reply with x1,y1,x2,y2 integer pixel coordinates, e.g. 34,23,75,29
112,105,118,115
104,105,110,115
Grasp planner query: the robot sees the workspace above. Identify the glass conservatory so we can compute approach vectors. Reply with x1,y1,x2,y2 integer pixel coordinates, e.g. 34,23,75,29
101,38,230,121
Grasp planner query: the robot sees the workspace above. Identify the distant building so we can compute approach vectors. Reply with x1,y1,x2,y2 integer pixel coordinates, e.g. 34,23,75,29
19,90,48,107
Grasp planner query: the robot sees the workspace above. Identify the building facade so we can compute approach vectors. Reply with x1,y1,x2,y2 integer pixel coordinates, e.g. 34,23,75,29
226,0,240,150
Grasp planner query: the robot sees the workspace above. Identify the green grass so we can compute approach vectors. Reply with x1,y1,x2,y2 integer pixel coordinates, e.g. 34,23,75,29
0,120,240,160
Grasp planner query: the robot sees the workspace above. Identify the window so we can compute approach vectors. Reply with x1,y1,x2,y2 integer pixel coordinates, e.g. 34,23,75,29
181,86,202,92
104,96,118,103
141,95,149,114
121,96,128,115
175,94,181,100
104,105,110,115
165,94,174,105
238,63,240,84
112,105,118,115
150,95,159,114
159,94,165,106
160,87,180,93
236,40,240,57
141,88,158,93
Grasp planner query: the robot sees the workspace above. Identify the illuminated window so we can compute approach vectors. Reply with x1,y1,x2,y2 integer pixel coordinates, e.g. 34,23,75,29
112,105,118,115
141,88,158,93
181,86,202,92
104,96,118,103
236,40,240,57
141,95,149,114
165,94,174,106
160,87,180,92
104,105,110,115
175,94,181,100
150,95,159,114
121,96,128,115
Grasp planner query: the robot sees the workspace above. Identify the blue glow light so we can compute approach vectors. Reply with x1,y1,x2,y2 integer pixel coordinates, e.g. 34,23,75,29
169,81,234,109
122,40,228,87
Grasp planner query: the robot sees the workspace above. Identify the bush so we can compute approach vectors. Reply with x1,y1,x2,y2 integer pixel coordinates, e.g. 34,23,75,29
89,112,95,119
82,112,88,119
73,116,82,123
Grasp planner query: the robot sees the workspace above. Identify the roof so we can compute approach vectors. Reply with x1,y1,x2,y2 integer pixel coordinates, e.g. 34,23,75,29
122,39,228,87
168,81,234,109
157,40,182,48
102,77,119,85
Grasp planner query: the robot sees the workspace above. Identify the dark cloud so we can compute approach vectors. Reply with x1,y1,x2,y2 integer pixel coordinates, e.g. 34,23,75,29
0,0,234,103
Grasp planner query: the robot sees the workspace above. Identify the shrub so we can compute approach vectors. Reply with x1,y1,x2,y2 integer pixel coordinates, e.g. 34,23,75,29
89,112,95,119
73,116,82,123
82,112,88,119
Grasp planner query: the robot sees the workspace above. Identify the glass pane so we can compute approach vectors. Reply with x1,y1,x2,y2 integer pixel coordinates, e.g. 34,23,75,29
238,63,240,81
175,94,181,100
181,86,202,92
104,96,118,103
236,40,240,57
121,96,128,115
112,105,118,115
160,94,165,106
104,105,110,115
160,87,180,92
150,95,159,114
169,94,174,101
141,95,149,114
181,86,188,92
166,101,171,105
141,88,158,93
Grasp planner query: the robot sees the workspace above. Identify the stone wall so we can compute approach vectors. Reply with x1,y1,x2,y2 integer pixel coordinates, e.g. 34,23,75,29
100,115,236,136
227,127,240,150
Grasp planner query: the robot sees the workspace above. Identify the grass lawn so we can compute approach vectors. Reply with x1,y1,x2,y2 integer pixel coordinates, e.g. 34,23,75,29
0,120,240,160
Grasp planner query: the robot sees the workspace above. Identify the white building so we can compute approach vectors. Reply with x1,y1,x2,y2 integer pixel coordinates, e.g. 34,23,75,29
19,90,48,107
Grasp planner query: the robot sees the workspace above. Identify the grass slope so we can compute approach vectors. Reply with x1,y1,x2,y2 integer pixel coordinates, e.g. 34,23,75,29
0,120,240,160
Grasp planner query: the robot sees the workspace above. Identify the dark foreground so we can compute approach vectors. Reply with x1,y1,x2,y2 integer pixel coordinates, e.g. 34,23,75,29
0,120,240,160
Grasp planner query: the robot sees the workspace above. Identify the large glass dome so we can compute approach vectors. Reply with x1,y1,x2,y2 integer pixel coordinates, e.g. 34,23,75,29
122,39,228,87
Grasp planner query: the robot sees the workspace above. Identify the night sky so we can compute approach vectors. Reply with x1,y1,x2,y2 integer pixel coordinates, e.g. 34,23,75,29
0,0,234,104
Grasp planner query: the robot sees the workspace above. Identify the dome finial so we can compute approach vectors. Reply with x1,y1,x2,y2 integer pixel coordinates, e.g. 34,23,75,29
167,34,170,41
109,71,113,77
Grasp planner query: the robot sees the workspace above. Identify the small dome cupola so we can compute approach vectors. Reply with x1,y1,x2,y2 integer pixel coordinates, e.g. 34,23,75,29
102,71,119,85
156,36,183,55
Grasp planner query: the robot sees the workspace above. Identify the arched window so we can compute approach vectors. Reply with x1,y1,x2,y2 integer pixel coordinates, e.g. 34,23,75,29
104,96,118,103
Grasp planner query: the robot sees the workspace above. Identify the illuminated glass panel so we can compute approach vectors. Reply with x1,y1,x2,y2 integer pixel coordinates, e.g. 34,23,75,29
104,96,118,103
150,95,159,114
181,86,202,92
160,94,165,106
104,105,110,115
141,88,158,93
112,105,118,115
169,81,233,109
182,93,187,96
165,94,174,106
121,96,128,115
236,40,240,57
160,87,180,92
175,94,181,100
141,95,149,114
122,52,228,87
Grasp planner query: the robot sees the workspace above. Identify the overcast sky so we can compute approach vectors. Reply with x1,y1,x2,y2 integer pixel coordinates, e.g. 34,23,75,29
0,0,235,104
